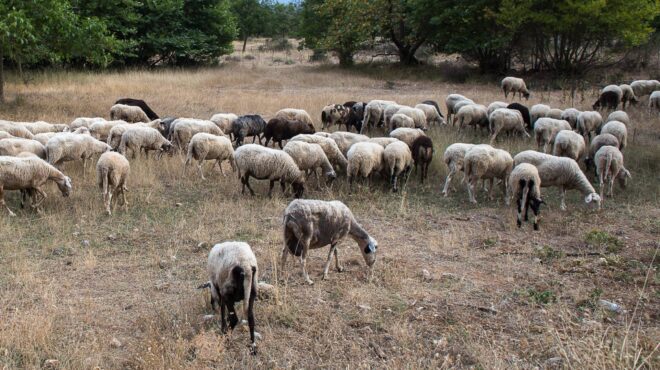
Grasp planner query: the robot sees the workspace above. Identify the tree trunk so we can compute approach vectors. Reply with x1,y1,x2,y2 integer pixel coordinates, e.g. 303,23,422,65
242,35,248,53
398,47,420,65
338,50,354,67
0,47,4,103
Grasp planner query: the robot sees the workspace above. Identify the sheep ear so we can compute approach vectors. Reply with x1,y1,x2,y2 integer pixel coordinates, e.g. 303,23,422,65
585,193,593,203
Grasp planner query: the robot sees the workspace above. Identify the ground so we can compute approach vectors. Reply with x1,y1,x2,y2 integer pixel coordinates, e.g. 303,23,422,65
0,41,658,369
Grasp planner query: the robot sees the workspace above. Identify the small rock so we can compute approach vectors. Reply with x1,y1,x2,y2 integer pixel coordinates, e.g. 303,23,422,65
52,248,64,256
358,304,371,310
202,314,215,322
72,231,80,237
533,257,542,264
599,299,623,314
158,260,170,269
107,234,117,241
43,359,59,368
175,202,182,207
110,337,122,348
81,240,90,247
598,257,608,265
196,242,209,252
421,269,433,281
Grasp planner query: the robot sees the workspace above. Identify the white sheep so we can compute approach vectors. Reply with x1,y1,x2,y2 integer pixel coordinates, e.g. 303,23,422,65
382,103,407,130
463,145,513,204
513,150,555,167
576,111,603,142
509,163,543,230
489,108,529,144
585,133,619,171
283,141,336,187
110,104,150,123
170,118,223,151
0,121,35,140
545,108,564,120
441,143,475,197
15,121,65,135
118,126,172,159
383,141,413,192
0,131,15,140
530,104,551,126
600,121,627,150
389,113,415,130
289,134,348,172
210,113,238,134
34,127,90,146
619,84,638,108
275,108,314,127
649,91,660,112
487,101,509,116
46,133,112,169
96,152,130,216
347,142,385,191
70,117,105,130
445,94,474,124
362,100,397,133
552,130,586,162
184,133,235,179
89,120,129,141
233,144,305,198
631,80,660,98
595,145,631,200
456,104,489,132
606,110,630,126
389,128,426,148
560,108,581,129
0,138,47,159
329,131,369,156
207,241,259,353
414,103,445,126
106,119,163,150
533,118,572,152
0,155,72,216
501,77,530,100
395,107,428,130
282,199,377,285
368,137,400,148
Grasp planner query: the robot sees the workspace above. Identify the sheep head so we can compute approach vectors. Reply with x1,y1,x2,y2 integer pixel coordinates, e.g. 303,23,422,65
57,176,73,197
585,193,602,210
358,236,378,267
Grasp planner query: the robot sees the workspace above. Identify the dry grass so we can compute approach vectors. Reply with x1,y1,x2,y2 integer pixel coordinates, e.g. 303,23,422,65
0,48,658,369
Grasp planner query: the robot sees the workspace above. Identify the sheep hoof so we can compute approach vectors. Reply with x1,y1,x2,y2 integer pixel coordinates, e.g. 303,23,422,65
336,266,344,272
305,278,314,285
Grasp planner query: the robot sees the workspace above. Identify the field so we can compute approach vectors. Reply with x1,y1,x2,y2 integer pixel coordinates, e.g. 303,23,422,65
0,42,659,369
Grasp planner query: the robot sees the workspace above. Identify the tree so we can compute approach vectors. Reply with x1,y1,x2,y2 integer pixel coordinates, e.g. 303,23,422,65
231,0,267,52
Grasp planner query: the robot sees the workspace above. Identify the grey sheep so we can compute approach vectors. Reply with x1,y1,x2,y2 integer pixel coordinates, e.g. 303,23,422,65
233,144,305,198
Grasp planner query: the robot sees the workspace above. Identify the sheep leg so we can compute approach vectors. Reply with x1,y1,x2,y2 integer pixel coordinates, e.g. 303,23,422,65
278,141,283,150
531,202,540,231
0,187,15,217
502,177,510,206
217,160,226,177
197,158,206,180
560,188,567,211
516,197,523,227
608,177,614,198
280,180,286,195
268,180,276,198
242,176,255,196
247,282,257,355
488,178,495,200
299,232,314,285
467,177,477,204
121,186,128,209
333,245,343,272
442,168,455,196
280,246,289,279
322,244,336,280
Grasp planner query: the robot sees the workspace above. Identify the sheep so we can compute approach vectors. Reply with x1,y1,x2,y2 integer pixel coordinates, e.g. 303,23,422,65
184,133,235,179
585,133,619,171
456,104,489,132
33,127,90,146
441,143,475,196
210,113,238,135
489,108,529,144
231,115,267,147
274,108,314,127
600,120,627,150
315,132,332,138
463,145,513,204
207,241,258,354
345,102,366,132
619,84,638,108
530,104,551,127
507,102,531,130
631,80,660,98
487,101,509,116
106,119,164,150
115,98,159,120
389,128,426,148
595,145,631,200
383,103,407,130
282,199,377,285
410,135,433,183
545,108,564,120
119,126,172,159
501,77,530,100
46,133,112,169
70,117,106,130
606,110,630,126
368,137,400,148
509,163,543,230
576,111,603,142
89,120,129,141
283,141,336,187
382,141,413,192
0,131,15,140
389,113,415,130
0,121,35,139
171,118,223,150
329,131,369,156
533,118,571,152
346,142,385,191
161,117,178,140
263,118,315,149
0,138,47,159
0,155,72,216
560,108,581,129
15,121,64,135
445,94,474,124
415,103,445,126
96,152,130,215
552,130,586,162
421,100,443,118
289,134,348,172
362,100,396,133
514,152,601,210
233,144,305,198
649,91,660,112
110,104,150,123
321,104,347,130
593,90,621,111
396,107,428,130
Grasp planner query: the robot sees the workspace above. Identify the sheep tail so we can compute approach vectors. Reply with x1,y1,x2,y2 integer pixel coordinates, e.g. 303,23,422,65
605,152,613,181
284,215,303,256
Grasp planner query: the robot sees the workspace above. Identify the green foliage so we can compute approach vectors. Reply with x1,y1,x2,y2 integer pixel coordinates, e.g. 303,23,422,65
535,245,564,263
527,288,556,305
585,230,623,253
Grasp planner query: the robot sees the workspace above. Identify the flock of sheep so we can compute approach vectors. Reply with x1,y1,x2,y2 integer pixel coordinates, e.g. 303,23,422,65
0,75,656,353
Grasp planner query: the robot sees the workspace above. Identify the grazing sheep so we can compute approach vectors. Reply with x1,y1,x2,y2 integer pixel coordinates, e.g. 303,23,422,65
234,144,305,198
389,128,426,148
0,131,15,140
552,130,586,162
321,104,347,130
283,141,336,187
501,77,530,100
0,121,35,139
274,108,314,127
345,102,366,132
595,145,631,199
46,133,111,169
442,143,475,196
231,115,267,147
329,131,369,156
368,137,400,148
207,241,258,354
487,101,509,116
533,118,571,152
560,108,581,129
545,108,564,120
383,103,407,130
383,141,413,192
282,199,377,285
171,118,223,150
289,134,348,173
530,104,551,127
115,98,159,120
119,126,172,159
263,118,315,149
514,153,601,210
0,155,72,216
34,127,90,146
161,117,178,140
110,104,150,123
507,102,531,130
210,113,238,135
489,108,529,144
389,113,415,130
15,121,64,135
346,142,385,191
445,94,474,124
362,100,396,133
96,152,129,215
631,80,660,98
106,120,164,150
184,133,235,179
585,133,619,171
649,91,660,112
509,163,543,230
593,89,621,110
0,138,47,159
421,100,443,118
600,121,627,150
70,117,105,130
606,110,630,126
619,84,638,108
415,103,444,126
396,107,428,130
410,135,433,183
456,104,489,132
463,145,513,204
89,120,129,141
576,111,603,142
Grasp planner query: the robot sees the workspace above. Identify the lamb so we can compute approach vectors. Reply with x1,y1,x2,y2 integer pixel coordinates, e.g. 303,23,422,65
487,101,509,116
631,80,660,98
210,113,238,135
533,118,571,152
606,110,630,126
507,102,532,130
456,104,489,132
650,91,660,112
0,138,47,159
70,117,105,130
46,133,112,169
184,133,235,179
463,145,513,204
321,104,347,130
171,118,223,150
368,137,400,148
89,120,129,141
346,142,385,191
389,113,415,130
585,133,619,171
96,152,130,215
329,131,369,156
552,130,586,162
382,103,407,130
274,108,314,127
0,155,72,216
445,94,474,124
415,103,445,126
395,107,428,130
289,134,348,172
514,152,601,210
594,145,631,200
207,241,258,354
545,108,564,120
530,104,551,127
0,121,35,139
576,111,603,142
33,127,90,146
118,126,172,159
383,141,413,192
231,115,267,147
509,163,543,230
110,104,150,123
489,108,529,144
600,120,627,150
263,118,315,149
410,135,433,183
389,128,426,148
560,108,581,129
233,144,305,198
441,143,475,196
115,98,159,120
282,199,377,285
362,100,396,133
106,119,164,150
283,141,336,187
593,89,621,110
501,77,530,100
619,84,638,108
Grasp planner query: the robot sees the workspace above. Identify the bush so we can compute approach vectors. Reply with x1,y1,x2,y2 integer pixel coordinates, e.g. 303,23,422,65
259,38,293,52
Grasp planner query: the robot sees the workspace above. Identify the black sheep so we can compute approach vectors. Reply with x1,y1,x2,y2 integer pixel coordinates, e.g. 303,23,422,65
114,98,159,120
263,118,316,149
345,102,366,132
507,102,532,130
231,115,267,146
411,135,434,183
593,91,620,110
